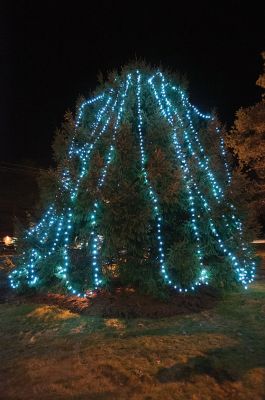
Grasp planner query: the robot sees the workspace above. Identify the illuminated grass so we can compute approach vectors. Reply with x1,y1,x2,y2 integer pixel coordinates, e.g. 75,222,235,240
0,283,265,400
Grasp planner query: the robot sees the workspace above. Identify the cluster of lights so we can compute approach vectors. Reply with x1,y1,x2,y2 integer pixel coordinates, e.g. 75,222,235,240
172,85,232,188
57,90,124,296
171,88,254,281
148,71,254,289
53,76,132,296
64,96,106,190
26,206,55,239
167,95,222,203
171,86,213,120
175,85,224,202
215,127,232,185
9,92,118,294
172,85,232,187
90,75,132,288
75,93,105,128
136,71,171,287
69,94,115,200
148,73,207,290
10,69,255,295
10,248,40,288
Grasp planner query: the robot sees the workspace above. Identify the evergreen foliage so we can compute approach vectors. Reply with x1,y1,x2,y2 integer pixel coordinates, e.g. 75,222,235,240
10,64,256,297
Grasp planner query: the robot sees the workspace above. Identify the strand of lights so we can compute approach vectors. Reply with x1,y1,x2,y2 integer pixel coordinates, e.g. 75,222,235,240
70,91,113,160
60,80,130,297
148,73,205,291
165,95,222,203
224,205,256,283
136,71,173,288
163,75,254,288
166,75,255,288
69,90,114,161
75,92,106,128
170,83,254,284
192,180,254,286
26,205,55,238
90,74,132,288
171,85,213,120
61,94,121,297
63,92,112,193
10,92,117,292
171,93,232,189
10,214,65,288
68,92,106,156
168,80,254,285
69,94,115,200
27,91,119,296
151,73,222,204
42,214,64,255
38,211,58,244
171,76,254,286
175,88,233,196
11,94,111,288
168,78,224,202
215,126,232,185
180,95,233,190
10,249,40,288
151,72,251,287
10,207,57,287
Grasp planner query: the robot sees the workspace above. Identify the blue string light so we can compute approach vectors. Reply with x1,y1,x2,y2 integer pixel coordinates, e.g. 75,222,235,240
148,71,255,288
148,73,206,289
89,75,132,288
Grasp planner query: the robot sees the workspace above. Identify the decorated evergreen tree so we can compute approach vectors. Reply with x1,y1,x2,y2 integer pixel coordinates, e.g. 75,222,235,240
10,64,256,297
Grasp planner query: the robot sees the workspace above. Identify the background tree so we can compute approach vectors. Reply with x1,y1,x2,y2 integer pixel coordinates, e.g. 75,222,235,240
226,52,265,234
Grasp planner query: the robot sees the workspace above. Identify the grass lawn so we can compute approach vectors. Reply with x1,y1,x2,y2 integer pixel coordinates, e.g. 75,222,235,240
0,282,264,400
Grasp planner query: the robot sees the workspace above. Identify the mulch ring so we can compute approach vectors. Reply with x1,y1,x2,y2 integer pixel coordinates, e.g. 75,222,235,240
5,286,220,318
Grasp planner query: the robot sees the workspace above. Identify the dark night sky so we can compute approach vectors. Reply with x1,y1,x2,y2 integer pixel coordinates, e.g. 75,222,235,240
1,1,264,167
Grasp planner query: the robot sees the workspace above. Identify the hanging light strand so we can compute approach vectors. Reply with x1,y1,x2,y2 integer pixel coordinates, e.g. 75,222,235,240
148,73,204,291
90,74,132,289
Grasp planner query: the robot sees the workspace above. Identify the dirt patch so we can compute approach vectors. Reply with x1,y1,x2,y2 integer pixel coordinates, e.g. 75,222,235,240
4,286,220,318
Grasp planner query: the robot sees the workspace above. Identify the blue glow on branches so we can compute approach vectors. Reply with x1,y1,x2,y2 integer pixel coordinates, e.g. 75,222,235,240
136,71,172,287
10,69,255,294
148,73,206,289
89,74,132,288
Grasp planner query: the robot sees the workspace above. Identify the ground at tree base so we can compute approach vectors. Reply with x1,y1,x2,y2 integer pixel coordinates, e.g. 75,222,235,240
5,285,219,318
0,280,264,400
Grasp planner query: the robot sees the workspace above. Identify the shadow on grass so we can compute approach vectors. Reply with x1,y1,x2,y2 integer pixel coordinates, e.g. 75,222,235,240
156,343,265,384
